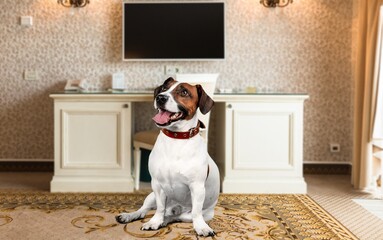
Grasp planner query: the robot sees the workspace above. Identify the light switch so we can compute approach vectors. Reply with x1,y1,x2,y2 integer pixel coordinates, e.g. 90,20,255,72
20,16,33,27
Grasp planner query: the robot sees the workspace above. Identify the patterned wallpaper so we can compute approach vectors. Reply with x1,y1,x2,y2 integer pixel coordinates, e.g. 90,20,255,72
0,0,356,163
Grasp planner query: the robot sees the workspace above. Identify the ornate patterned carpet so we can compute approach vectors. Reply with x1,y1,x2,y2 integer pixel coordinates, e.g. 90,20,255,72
0,193,357,240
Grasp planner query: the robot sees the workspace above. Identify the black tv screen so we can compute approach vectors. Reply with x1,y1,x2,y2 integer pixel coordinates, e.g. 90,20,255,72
123,2,225,61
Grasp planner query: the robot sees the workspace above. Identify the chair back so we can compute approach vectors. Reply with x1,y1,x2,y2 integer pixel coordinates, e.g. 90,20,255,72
175,73,218,143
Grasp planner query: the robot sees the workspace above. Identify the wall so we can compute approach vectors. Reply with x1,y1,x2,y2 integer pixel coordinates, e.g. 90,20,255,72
0,0,355,163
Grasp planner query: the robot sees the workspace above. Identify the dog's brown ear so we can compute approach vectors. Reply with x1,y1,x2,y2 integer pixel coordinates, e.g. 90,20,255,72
196,84,214,115
154,77,175,98
153,85,162,98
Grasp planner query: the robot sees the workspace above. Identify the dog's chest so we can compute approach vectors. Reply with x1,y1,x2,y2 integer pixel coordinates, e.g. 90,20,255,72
149,135,206,184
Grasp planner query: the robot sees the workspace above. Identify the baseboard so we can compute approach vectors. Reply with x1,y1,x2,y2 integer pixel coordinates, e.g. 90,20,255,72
0,160,352,175
0,158,53,162
303,163,351,175
0,161,53,172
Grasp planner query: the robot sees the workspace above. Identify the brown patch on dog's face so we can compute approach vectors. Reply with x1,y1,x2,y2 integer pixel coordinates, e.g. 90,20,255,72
170,83,199,120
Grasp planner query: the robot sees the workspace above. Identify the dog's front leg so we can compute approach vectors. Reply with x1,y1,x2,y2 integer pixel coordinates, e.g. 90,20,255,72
141,181,166,231
190,182,215,237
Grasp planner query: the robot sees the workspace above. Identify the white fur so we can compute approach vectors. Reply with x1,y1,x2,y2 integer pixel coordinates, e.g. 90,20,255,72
116,83,220,237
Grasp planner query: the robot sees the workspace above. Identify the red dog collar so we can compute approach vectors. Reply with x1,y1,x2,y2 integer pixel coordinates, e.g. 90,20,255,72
162,121,205,139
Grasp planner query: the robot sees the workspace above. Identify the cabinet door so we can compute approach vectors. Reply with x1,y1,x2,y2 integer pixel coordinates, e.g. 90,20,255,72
225,102,303,176
55,101,131,177
222,101,306,193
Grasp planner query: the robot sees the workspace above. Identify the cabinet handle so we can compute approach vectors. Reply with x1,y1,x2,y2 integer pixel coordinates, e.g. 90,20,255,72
227,104,232,109
123,104,129,108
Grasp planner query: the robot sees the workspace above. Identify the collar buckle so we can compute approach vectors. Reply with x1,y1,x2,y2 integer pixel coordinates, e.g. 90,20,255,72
189,127,197,138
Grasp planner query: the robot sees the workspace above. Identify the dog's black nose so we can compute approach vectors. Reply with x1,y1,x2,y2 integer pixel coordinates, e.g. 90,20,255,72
156,94,169,105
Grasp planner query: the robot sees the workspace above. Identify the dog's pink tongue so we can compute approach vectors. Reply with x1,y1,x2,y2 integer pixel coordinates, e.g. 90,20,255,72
152,111,172,125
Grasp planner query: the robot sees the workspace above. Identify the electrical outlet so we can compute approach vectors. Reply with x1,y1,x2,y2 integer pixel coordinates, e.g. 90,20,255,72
164,65,182,75
330,143,340,153
24,69,39,81
20,16,33,27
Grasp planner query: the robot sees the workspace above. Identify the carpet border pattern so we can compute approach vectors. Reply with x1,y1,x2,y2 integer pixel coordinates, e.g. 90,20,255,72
0,192,358,239
295,194,358,240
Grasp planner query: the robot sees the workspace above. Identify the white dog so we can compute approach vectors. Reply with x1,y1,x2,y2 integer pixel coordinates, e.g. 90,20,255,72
116,78,220,237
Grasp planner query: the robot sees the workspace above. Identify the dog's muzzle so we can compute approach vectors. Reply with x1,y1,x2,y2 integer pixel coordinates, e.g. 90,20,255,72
152,94,185,126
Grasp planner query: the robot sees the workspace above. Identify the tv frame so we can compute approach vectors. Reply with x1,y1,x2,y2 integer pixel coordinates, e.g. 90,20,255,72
122,0,226,61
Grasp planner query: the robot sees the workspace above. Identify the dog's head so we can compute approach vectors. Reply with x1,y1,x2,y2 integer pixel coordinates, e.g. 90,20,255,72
152,77,214,128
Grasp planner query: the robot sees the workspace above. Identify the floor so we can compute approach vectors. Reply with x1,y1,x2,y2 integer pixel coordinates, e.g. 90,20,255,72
306,174,383,240
353,199,383,221
1,172,383,239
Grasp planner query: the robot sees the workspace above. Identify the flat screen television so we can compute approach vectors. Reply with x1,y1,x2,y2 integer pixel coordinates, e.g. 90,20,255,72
122,1,225,61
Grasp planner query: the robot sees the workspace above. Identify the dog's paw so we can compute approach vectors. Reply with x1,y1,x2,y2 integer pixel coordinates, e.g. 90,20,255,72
115,212,144,224
194,221,215,237
141,219,164,231
115,213,132,224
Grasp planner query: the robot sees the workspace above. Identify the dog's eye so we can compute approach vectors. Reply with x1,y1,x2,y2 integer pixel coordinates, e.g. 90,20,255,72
180,89,189,97
161,86,168,92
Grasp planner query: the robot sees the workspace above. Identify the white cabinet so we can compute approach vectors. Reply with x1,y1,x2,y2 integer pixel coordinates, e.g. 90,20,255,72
214,95,308,194
50,98,134,192
50,93,307,194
